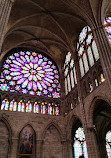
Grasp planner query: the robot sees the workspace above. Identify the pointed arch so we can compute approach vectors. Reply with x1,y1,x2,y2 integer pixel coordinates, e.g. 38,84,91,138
0,117,12,158
87,96,111,127
41,121,63,158
18,124,36,156
41,120,64,141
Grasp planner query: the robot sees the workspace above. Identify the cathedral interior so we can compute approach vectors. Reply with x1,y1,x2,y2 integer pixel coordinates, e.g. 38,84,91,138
0,0,111,158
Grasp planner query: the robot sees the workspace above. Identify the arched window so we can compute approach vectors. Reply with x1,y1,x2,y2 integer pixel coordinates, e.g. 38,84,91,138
9,100,17,111
106,130,111,158
1,99,9,110
0,50,60,98
64,52,77,95
77,26,99,77
104,17,111,45
73,127,88,158
18,100,25,112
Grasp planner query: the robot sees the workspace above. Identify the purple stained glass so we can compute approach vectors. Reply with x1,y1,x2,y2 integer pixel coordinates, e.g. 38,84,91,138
0,50,60,98
104,17,111,44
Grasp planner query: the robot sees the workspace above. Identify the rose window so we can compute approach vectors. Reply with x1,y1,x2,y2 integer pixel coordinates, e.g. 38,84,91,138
0,50,60,98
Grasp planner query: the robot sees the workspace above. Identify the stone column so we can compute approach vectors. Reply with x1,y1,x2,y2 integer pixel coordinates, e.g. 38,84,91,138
10,137,18,158
84,126,100,158
66,139,73,158
92,26,111,86
36,139,44,158
60,66,66,115
61,140,67,158
0,0,15,53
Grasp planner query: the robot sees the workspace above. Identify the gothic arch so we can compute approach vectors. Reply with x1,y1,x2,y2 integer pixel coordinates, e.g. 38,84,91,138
92,98,111,158
17,123,36,157
66,114,83,140
41,121,63,158
41,121,64,141
0,117,12,158
101,0,111,23
87,96,111,127
17,123,36,138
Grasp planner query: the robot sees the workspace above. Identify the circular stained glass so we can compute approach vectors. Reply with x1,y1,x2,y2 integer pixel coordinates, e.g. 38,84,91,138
0,50,60,98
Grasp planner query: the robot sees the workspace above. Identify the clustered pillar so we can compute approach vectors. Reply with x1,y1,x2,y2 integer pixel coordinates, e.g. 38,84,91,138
93,25,111,86
0,0,15,53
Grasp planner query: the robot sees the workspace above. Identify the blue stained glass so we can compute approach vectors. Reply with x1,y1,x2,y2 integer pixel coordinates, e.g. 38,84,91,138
1,100,6,110
34,103,39,113
27,81,33,90
20,56,26,62
52,84,56,88
13,60,22,66
26,51,31,55
0,78,5,82
10,64,20,69
45,68,53,72
6,59,11,64
73,127,88,158
10,81,15,86
25,55,30,63
37,82,42,91
0,50,60,98
3,70,10,74
9,55,15,59
16,58,25,65
44,80,51,86
17,78,25,84
106,131,111,158
38,59,43,65
15,85,21,90
45,78,53,83
48,87,53,92
9,101,13,111
13,75,23,80
43,89,48,94
104,17,111,45
30,91,35,95
0,84,9,91
78,25,99,78
74,140,82,158
22,79,28,88
20,51,25,55
4,64,9,68
14,53,19,57
43,65,50,69
13,101,17,111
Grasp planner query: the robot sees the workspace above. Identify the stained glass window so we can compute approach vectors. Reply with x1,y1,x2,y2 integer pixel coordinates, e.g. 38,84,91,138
1,99,9,110
34,102,39,113
26,101,32,112
0,98,60,115
77,26,99,77
64,52,77,94
106,130,111,158
73,127,88,158
104,17,111,45
18,100,24,112
0,50,60,98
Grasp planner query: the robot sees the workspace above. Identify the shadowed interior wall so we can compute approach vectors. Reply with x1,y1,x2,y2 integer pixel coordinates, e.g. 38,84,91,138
42,125,62,158
0,121,9,158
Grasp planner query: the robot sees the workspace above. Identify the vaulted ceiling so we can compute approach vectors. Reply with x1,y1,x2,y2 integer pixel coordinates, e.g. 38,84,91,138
1,0,110,69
